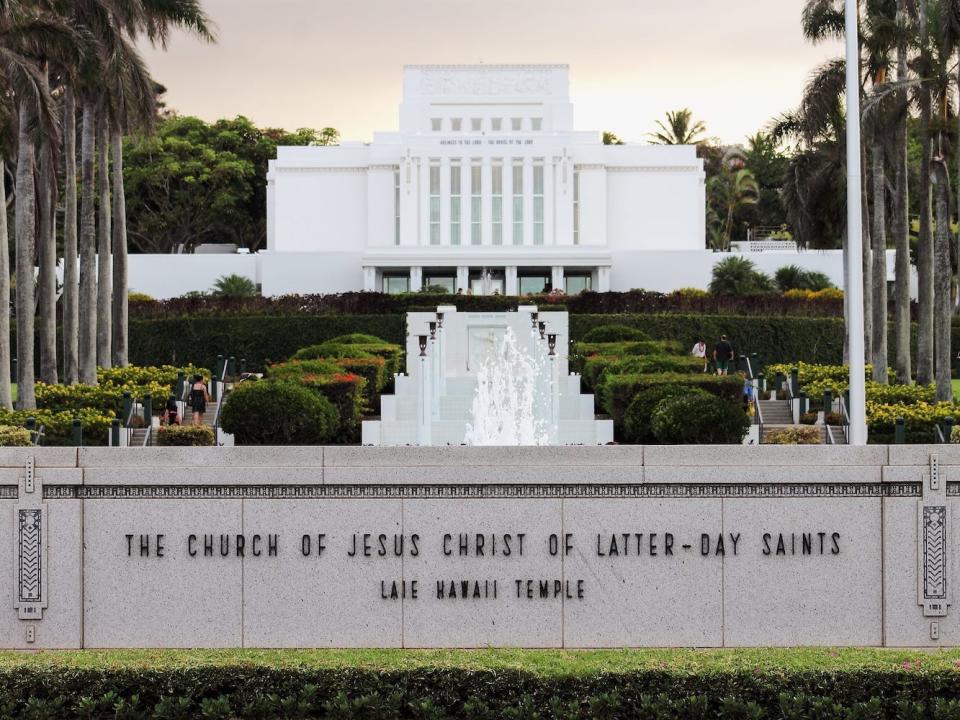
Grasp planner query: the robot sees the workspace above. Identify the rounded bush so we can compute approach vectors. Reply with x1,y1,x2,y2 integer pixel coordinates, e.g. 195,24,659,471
623,386,707,444
651,393,750,444
0,425,31,446
156,424,215,446
220,381,339,445
581,325,650,343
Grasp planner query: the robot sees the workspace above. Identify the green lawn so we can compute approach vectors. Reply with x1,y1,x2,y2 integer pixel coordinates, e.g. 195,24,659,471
0,648,958,674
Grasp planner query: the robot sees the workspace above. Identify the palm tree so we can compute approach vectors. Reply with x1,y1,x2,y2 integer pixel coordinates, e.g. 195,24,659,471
916,0,935,386
706,148,760,251
62,87,78,384
648,109,707,145
0,4,62,408
893,0,911,385
96,109,111,368
105,0,212,367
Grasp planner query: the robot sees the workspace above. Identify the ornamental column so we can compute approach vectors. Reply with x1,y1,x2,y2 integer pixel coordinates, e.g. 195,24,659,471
505,266,518,296
551,265,565,293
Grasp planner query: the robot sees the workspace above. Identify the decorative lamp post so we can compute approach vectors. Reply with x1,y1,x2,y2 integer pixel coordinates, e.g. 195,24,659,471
429,321,437,340
436,312,444,329
418,335,428,357
844,0,868,445
547,334,557,356
538,321,546,340
530,311,539,329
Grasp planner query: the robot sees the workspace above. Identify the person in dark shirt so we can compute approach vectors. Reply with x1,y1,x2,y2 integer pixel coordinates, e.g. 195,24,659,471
713,335,734,376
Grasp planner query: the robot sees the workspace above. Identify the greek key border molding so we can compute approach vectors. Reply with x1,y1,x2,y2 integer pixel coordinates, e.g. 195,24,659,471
0,481,934,500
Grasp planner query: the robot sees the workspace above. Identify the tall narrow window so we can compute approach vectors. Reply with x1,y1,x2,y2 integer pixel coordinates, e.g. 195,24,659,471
533,160,544,245
451,118,462,132
450,160,461,246
512,160,524,245
431,118,442,132
394,169,401,246
492,160,503,246
573,170,581,245
511,117,522,132
471,118,482,132
429,161,441,245
471,161,482,245
491,118,502,132
532,118,543,131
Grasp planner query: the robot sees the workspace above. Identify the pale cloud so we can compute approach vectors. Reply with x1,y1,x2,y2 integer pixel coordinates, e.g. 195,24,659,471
141,0,842,145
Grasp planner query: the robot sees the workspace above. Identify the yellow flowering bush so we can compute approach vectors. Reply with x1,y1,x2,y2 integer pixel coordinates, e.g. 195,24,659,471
764,426,821,445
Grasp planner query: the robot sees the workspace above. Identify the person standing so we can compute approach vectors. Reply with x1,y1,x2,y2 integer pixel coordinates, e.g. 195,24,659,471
691,338,708,372
189,374,211,426
713,334,734,376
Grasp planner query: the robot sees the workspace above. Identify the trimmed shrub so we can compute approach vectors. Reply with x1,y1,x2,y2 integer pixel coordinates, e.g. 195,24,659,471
0,425,30,446
293,335,404,377
600,372,743,428
764,426,821,444
581,324,650,342
571,340,684,377
220,381,339,445
0,409,114,446
709,256,775,295
1,663,959,719
571,314,845,366
624,386,705,444
267,359,367,441
582,354,702,391
651,393,751,444
156,424,215,446
129,315,405,372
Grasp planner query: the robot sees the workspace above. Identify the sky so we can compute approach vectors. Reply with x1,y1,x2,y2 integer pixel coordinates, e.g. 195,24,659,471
140,0,844,146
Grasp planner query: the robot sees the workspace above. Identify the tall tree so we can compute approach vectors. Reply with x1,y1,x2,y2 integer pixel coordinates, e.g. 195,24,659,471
62,87,78,383
648,109,707,145
893,0,912,384
96,110,111,367
14,100,35,408
78,98,97,384
916,0,935,385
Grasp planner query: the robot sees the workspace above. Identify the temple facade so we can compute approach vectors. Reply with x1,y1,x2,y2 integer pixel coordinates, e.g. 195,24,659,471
266,64,706,295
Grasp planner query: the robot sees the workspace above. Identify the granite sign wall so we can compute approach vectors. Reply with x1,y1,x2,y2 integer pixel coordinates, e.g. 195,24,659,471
0,445,955,648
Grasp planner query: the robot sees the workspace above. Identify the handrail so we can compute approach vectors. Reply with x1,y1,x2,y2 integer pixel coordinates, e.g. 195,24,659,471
826,424,836,445
213,386,226,445
936,424,946,444
31,425,45,446
753,391,764,445
838,396,851,445
141,424,152,448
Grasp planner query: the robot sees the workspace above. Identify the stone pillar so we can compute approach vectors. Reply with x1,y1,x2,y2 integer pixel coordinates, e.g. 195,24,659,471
523,157,534,247
440,157,451,246
551,265,564,293
418,158,429,246
410,266,423,292
362,266,377,292
456,266,469,293
545,159,556,245
482,157,492,246
597,266,611,292
503,157,514,245
505,266,519,296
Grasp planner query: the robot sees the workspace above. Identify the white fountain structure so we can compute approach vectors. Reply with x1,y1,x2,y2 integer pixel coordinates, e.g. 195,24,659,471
361,306,613,446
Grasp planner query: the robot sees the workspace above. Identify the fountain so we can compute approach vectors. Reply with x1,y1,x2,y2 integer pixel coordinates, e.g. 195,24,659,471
362,306,613,446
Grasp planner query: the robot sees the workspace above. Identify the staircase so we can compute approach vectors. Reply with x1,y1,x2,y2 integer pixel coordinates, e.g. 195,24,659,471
129,427,151,447
759,399,793,427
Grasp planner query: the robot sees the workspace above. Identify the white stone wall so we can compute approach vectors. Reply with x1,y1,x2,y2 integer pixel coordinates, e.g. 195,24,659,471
0,445,954,649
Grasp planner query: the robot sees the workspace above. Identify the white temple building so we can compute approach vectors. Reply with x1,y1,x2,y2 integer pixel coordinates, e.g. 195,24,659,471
265,64,706,295
121,64,892,299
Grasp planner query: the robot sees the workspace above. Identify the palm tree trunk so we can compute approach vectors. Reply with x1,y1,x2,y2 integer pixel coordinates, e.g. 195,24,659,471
861,136,873,365
111,130,128,367
871,143,888,383
37,145,57,385
15,103,36,410
932,158,953,401
62,88,79,384
0,160,13,409
894,4,911,385
36,61,56,386
917,1,934,385
96,114,111,369
78,99,97,385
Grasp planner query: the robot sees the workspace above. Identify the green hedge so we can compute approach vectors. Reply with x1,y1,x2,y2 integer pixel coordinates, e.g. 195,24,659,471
129,315,405,372
599,373,744,429
3,665,960,719
570,314,846,366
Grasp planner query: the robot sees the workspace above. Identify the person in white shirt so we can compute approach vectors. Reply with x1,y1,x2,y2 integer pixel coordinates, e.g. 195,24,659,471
691,339,707,372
